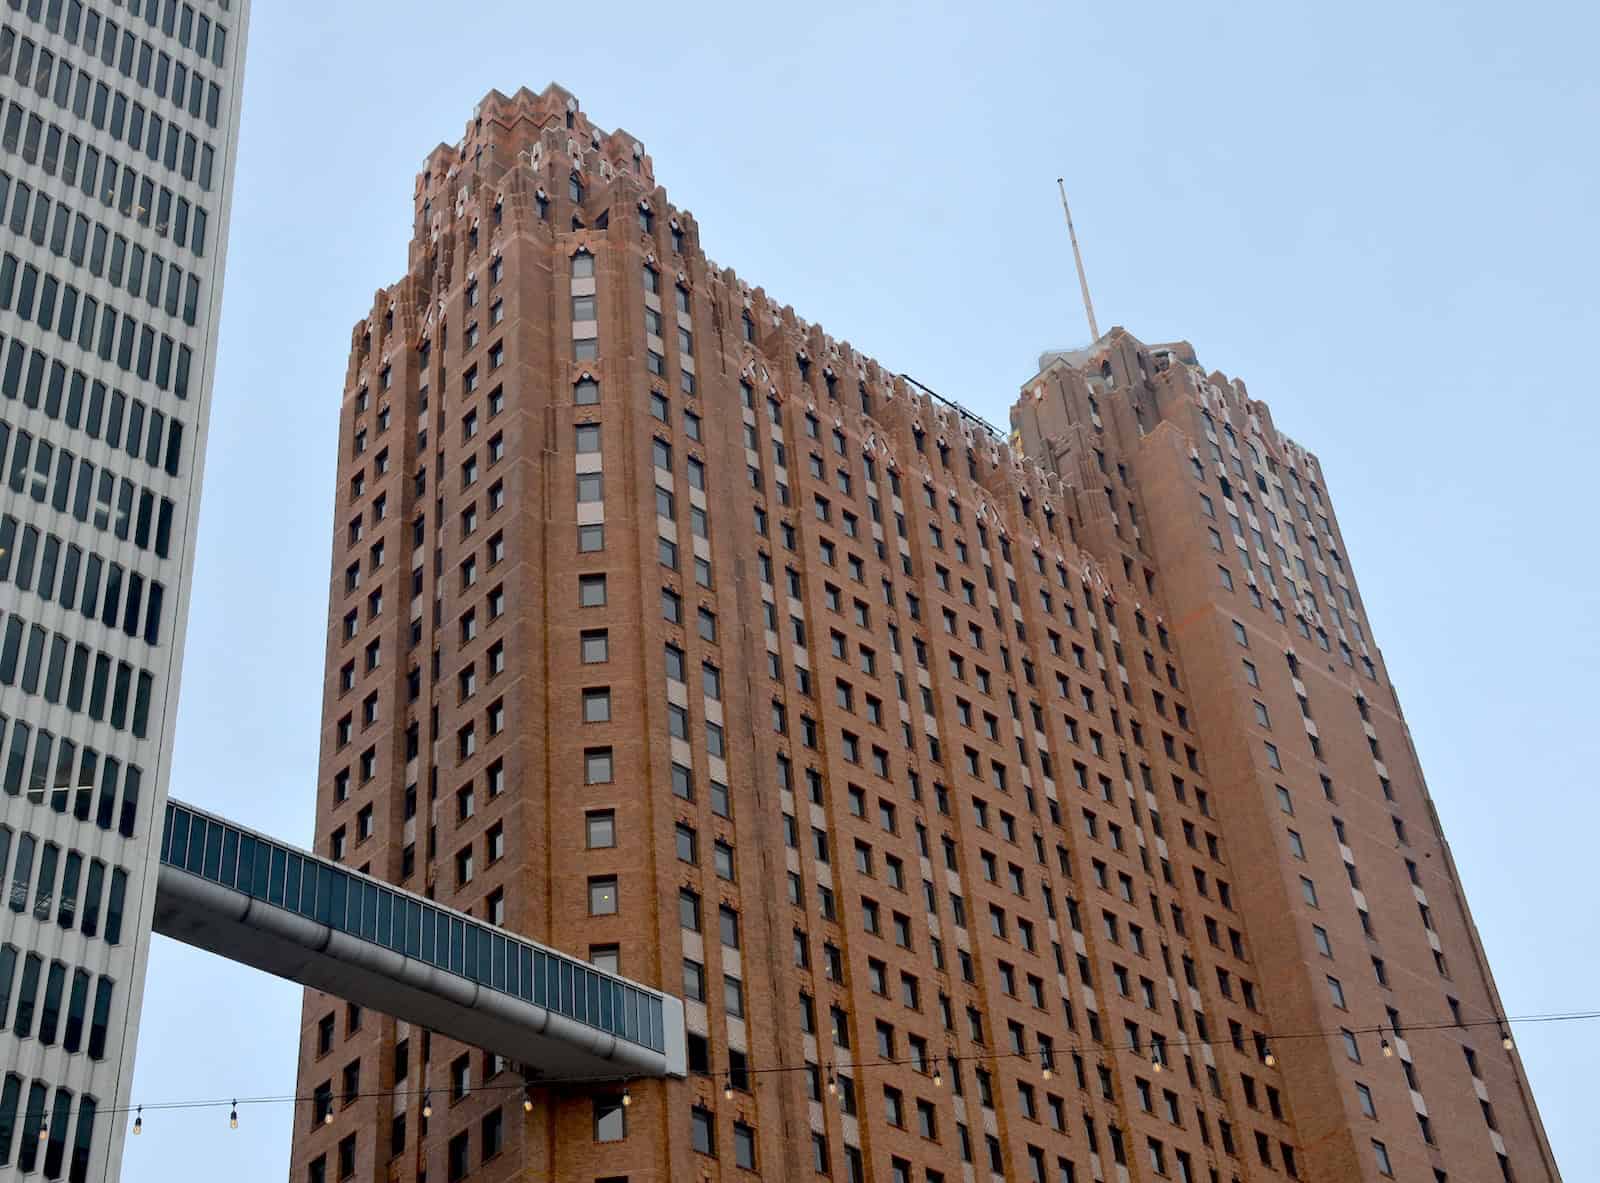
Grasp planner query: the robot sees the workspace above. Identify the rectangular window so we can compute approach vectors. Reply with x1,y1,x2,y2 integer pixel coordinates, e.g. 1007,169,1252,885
585,749,614,787
589,876,617,916
691,1105,715,1156
594,1096,626,1142
1372,1141,1393,1176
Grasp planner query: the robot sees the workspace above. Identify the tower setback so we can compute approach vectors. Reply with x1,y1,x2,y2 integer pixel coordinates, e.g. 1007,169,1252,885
292,84,1558,1183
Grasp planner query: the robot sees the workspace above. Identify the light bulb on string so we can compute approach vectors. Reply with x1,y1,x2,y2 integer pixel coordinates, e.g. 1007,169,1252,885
38,1123,48,1142
77,1002,1600,1141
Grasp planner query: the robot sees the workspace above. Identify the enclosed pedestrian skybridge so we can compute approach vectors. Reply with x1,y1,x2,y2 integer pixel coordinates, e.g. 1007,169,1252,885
152,799,685,1081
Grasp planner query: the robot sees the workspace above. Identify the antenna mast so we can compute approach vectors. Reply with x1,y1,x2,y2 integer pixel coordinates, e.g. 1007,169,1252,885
1056,178,1100,343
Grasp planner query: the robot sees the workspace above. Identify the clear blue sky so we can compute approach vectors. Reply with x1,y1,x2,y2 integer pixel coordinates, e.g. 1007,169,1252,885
124,0,1598,1175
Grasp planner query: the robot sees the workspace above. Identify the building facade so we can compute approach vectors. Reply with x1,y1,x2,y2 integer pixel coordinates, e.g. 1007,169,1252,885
293,84,1557,1183
0,1,249,1180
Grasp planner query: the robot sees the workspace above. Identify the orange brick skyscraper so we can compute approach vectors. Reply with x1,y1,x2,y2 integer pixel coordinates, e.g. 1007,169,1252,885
290,84,1559,1183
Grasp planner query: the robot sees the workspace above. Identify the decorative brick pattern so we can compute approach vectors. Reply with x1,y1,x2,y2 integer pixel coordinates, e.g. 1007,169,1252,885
291,84,1558,1183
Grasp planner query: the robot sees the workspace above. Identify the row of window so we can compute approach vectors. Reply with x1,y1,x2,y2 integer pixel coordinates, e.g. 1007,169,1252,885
0,823,128,938
0,67,215,206
15,0,230,59
0,95,211,266
1267,655,1435,889
1203,488,1356,629
755,385,1294,1169
1215,554,1372,678
1194,414,1482,1176
1,2,227,129
1,413,179,555
685,1105,755,1168
838,315,1388,1178
648,373,793,1168
569,253,597,359
602,325,1289,1181
1275,707,1474,1151
763,608,1206,874
694,377,908,1178
634,202,688,254
752,432,1153,721
0,171,205,323
0,707,144,834
0,606,156,737
0,943,115,1057
2,334,188,477
1201,467,1346,590
0,1071,97,1181
571,300,719,948
119,0,233,62
803,1056,1265,1182
0,246,199,393
306,1095,676,1183
0,512,167,645
872,1081,1247,1183
1200,408,1333,538
1200,471,1374,678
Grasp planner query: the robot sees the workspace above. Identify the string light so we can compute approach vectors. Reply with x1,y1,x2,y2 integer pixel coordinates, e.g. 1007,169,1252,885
105,1008,1583,1131
722,1077,734,1102
229,1101,238,1130
1263,1045,1277,1069
523,1086,534,1114
621,1088,632,1109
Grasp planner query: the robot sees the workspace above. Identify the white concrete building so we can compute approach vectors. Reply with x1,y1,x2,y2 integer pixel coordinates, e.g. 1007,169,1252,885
0,1,249,1178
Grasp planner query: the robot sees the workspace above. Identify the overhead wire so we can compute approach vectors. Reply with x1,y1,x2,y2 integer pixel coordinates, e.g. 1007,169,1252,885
98,1006,1588,1125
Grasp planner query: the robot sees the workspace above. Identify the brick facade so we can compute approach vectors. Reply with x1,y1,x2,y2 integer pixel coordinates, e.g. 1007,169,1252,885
289,84,1558,1183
